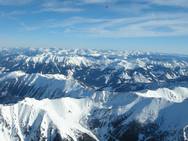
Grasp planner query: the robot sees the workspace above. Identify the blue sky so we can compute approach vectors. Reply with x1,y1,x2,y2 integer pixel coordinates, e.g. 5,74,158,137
0,0,188,54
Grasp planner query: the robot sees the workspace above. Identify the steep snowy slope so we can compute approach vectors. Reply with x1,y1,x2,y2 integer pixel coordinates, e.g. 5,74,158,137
88,87,188,141
0,97,98,141
0,71,93,103
0,48,188,141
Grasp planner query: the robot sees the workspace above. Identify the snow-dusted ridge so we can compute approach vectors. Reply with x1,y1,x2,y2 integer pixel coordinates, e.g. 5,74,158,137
1,86,188,141
0,97,98,141
136,87,188,103
0,48,188,141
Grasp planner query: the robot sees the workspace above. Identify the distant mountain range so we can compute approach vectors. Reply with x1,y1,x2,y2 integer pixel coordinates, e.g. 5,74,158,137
0,48,188,141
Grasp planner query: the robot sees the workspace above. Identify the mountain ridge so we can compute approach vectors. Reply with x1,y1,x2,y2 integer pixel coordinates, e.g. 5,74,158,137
0,48,188,141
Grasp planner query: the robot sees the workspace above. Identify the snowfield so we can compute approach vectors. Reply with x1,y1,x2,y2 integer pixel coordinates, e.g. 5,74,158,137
0,97,98,141
0,48,188,141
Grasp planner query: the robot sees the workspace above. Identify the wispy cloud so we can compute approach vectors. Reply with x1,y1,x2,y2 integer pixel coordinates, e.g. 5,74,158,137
2,0,188,38
20,22,41,31
0,10,27,20
0,0,33,6
20,12,188,37
79,0,188,8
80,0,110,4
39,0,84,13
1,0,188,8
150,0,188,8
41,7,83,13
62,14,188,37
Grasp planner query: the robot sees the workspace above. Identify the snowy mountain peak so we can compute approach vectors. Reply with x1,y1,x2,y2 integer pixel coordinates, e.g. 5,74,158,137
0,48,188,141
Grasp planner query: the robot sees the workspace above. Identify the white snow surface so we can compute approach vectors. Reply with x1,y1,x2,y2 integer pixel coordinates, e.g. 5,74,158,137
136,87,188,103
0,48,188,141
0,97,98,141
1,86,188,140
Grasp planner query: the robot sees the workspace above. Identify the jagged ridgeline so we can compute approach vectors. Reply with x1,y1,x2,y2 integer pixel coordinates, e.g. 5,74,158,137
0,48,188,141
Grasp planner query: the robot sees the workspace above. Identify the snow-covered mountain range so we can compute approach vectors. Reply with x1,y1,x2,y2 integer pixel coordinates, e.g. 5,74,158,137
0,48,188,141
